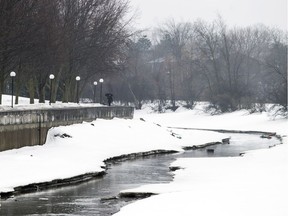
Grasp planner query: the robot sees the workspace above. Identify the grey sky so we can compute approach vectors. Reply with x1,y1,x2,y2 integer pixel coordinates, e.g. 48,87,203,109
129,0,287,30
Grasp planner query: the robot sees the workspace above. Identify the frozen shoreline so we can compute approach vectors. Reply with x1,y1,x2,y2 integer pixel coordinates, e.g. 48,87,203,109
0,149,178,199
113,106,287,216
0,127,280,200
0,97,287,216
0,116,228,196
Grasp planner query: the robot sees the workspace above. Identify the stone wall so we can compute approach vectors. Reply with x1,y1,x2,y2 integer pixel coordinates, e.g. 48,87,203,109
0,106,134,152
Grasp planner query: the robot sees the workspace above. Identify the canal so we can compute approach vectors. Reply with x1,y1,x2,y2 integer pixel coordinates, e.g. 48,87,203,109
0,132,280,216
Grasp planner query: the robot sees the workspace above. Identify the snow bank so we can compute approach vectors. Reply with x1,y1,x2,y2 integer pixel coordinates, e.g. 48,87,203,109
114,108,288,216
135,107,287,135
1,98,286,216
115,143,288,216
0,116,226,194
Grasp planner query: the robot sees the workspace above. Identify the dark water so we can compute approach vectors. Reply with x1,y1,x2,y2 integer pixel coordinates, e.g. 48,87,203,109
182,133,280,158
0,133,280,216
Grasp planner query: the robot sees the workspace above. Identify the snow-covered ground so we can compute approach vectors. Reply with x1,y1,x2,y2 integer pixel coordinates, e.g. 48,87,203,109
114,104,288,216
0,98,226,194
0,97,287,216
0,94,104,111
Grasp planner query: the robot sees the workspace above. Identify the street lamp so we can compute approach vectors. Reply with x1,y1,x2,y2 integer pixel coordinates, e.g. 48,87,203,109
49,74,55,105
76,76,81,104
93,81,97,103
99,78,104,104
10,71,16,108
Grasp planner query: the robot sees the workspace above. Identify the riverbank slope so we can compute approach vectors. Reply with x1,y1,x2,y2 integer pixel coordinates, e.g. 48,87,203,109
0,107,227,195
114,104,287,216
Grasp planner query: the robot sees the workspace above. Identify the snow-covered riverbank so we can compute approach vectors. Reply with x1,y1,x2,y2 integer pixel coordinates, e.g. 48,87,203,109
0,105,226,194
0,98,287,216
113,105,287,216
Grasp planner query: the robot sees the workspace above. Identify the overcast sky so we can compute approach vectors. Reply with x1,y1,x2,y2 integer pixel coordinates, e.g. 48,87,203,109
129,0,287,31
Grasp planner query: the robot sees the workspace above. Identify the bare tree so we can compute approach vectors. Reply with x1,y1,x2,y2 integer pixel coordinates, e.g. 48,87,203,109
261,30,287,111
0,0,38,104
156,20,193,108
118,35,153,109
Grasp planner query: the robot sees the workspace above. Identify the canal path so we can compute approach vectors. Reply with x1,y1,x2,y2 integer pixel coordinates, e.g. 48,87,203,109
0,132,280,216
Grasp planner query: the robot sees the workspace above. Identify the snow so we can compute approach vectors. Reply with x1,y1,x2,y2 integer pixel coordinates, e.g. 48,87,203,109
1,98,287,216
0,123,222,192
135,102,287,135
0,94,105,111
0,104,226,193
113,105,288,216
115,144,288,216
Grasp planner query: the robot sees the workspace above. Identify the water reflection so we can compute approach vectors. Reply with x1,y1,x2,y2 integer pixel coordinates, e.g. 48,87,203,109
0,155,175,216
182,133,279,158
0,133,280,215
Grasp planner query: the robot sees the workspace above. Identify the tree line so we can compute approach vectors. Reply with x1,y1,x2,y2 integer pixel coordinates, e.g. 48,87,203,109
112,19,287,113
1,1,287,114
0,0,130,104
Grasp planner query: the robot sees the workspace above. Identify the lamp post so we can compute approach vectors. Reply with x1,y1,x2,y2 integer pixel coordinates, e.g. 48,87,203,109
99,78,104,104
93,81,97,103
10,71,16,108
49,74,55,105
76,76,81,104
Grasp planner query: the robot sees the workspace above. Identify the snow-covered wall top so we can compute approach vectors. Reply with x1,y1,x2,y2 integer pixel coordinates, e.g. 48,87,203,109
0,106,134,127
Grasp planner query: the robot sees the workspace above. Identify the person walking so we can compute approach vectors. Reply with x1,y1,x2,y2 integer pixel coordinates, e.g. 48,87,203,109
105,93,113,106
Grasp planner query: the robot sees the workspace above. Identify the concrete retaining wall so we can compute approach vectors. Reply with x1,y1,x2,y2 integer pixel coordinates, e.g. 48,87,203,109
0,106,134,152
